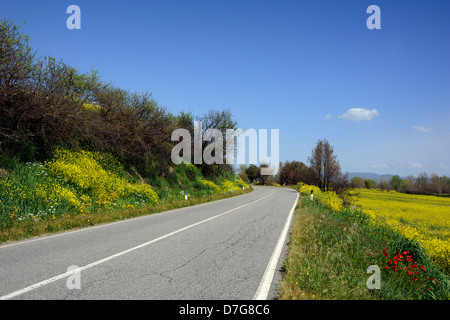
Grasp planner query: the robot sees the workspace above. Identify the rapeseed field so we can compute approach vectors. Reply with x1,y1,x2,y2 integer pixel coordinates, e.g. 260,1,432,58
353,189,450,274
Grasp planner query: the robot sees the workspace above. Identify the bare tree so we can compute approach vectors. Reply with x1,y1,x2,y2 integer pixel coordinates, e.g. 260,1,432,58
416,172,431,194
308,139,341,191
430,173,442,195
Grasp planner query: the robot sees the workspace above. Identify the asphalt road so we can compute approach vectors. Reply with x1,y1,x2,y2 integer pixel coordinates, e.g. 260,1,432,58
0,186,298,300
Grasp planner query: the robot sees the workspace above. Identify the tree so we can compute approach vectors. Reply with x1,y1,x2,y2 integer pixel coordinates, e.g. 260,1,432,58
378,177,390,190
237,164,250,183
364,179,377,189
245,164,260,183
196,108,237,177
403,175,415,193
416,172,430,194
390,174,403,191
0,19,35,91
430,173,442,195
333,171,352,205
278,160,311,185
307,139,341,191
350,177,365,188
441,176,450,194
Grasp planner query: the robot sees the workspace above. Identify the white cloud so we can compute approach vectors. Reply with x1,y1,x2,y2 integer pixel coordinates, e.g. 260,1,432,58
324,114,332,120
407,162,423,168
440,164,449,171
412,125,433,132
371,163,388,169
338,108,380,121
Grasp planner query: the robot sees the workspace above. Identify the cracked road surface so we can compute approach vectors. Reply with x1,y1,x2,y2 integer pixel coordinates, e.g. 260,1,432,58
0,186,298,300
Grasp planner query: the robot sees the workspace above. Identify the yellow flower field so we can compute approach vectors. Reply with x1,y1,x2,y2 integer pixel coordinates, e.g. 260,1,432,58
46,148,159,207
352,189,450,273
198,179,221,193
296,183,344,212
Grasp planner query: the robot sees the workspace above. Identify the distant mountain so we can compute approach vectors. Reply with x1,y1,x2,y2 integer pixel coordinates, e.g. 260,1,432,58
348,172,394,183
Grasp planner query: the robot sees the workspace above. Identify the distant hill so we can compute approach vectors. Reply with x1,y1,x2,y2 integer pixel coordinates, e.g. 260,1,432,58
348,172,394,183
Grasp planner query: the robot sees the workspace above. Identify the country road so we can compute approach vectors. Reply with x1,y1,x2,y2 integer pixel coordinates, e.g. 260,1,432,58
0,186,298,300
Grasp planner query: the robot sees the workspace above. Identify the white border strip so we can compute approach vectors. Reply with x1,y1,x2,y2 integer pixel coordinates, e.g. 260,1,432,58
253,191,299,300
1,192,274,300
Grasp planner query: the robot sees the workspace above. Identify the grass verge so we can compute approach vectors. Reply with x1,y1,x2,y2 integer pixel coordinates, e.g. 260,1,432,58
278,196,450,300
0,186,252,244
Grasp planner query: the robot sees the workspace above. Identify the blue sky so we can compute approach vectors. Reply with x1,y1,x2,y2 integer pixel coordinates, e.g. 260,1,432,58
2,0,450,176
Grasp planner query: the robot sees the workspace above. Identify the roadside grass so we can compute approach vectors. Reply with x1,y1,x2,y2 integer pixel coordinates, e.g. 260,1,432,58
0,149,252,244
0,186,252,244
278,196,450,300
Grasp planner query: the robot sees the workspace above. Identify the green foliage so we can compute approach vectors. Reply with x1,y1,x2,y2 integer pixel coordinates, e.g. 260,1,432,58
0,19,35,82
0,149,162,230
185,164,201,180
46,148,158,207
245,164,260,183
390,174,403,191
279,195,450,300
365,179,377,189
0,19,248,241
0,17,241,193
0,146,251,233
278,160,311,185
351,177,365,188
0,158,82,229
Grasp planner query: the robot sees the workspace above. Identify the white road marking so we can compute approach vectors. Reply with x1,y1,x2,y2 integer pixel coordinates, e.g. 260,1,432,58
1,192,275,300
0,190,252,250
253,191,299,300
